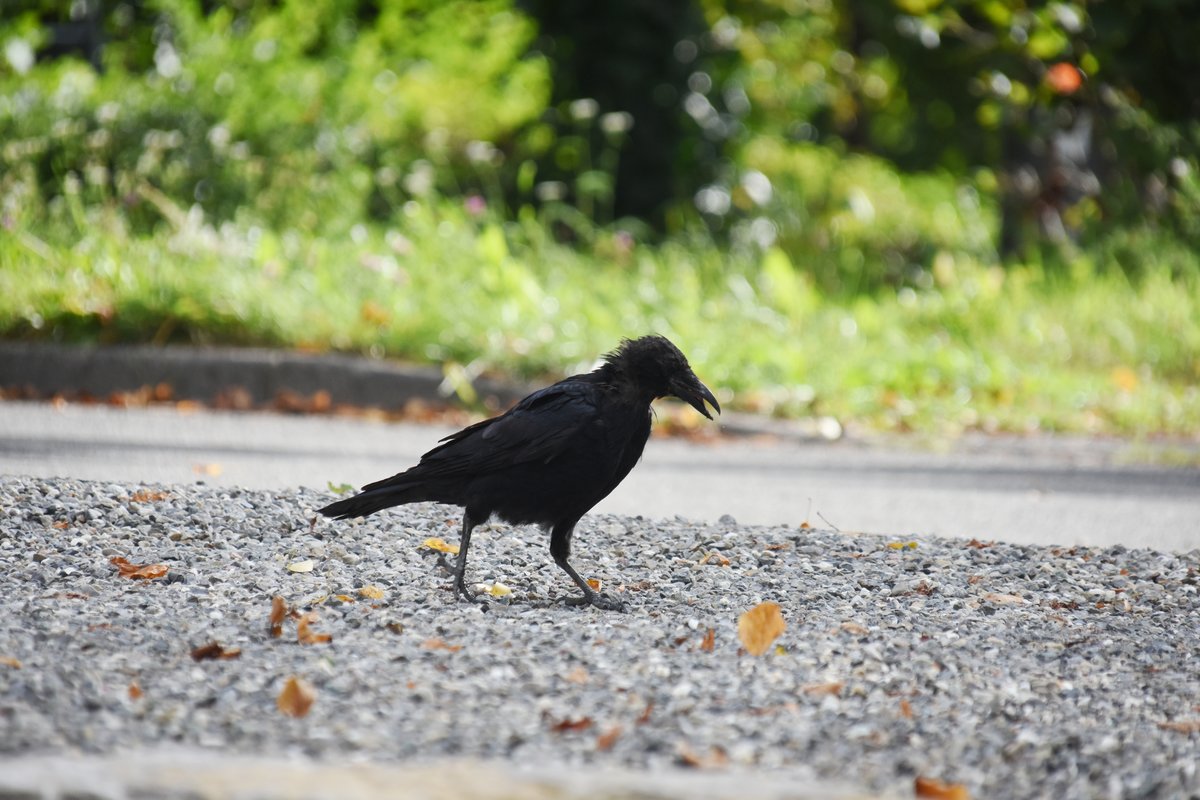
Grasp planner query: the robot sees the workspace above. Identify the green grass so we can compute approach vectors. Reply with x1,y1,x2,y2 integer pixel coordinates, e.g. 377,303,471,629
2,195,1198,438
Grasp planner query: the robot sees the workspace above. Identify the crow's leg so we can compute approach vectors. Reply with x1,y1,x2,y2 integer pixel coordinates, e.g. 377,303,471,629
550,522,626,612
450,512,486,606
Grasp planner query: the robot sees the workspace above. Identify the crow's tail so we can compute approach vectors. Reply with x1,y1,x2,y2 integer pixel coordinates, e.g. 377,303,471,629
318,479,428,520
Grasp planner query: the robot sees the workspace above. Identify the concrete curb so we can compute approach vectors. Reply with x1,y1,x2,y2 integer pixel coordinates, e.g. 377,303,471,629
0,752,896,800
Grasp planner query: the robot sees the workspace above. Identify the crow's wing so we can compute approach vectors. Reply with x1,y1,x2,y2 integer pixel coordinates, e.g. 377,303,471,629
362,378,602,491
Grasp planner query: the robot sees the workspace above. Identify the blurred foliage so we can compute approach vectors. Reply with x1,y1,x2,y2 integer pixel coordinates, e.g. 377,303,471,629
2,0,1198,436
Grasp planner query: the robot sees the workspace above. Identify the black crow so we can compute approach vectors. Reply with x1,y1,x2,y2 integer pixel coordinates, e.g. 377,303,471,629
318,335,720,611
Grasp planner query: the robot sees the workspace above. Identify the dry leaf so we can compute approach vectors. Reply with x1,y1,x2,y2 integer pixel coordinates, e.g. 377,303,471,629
297,612,333,645
596,726,622,752
385,621,405,635
899,698,914,719
699,628,715,653
798,521,812,530
482,582,513,598
565,666,590,685
130,489,168,503
764,543,790,551
286,559,315,573
358,585,386,600
840,621,869,635
738,601,786,656
332,594,356,603
269,596,288,637
0,656,21,669
699,552,730,566
422,638,462,652
548,716,593,733
277,676,316,718
802,681,844,696
128,682,143,700
52,520,69,530
915,776,970,799
636,701,654,725
983,592,1024,605
191,641,242,661
677,744,729,769
1158,720,1200,734
421,537,459,555
110,556,169,580
586,578,602,591
966,538,994,549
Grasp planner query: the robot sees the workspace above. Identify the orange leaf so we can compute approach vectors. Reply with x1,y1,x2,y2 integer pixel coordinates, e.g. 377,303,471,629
699,552,730,566
191,641,243,661
128,682,143,700
269,596,288,637
586,578,602,591
1045,62,1082,95
297,612,333,645
737,601,786,656
52,520,69,530
915,776,970,799
699,628,715,653
899,698,914,719
130,489,168,504
277,676,316,718
110,556,169,580
596,725,622,752
422,638,462,652
0,656,21,669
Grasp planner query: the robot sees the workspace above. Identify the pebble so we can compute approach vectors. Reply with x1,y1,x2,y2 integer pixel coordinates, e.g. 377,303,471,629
0,475,1197,800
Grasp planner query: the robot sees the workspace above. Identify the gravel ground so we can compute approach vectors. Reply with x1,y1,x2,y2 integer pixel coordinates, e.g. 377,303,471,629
2,475,1198,799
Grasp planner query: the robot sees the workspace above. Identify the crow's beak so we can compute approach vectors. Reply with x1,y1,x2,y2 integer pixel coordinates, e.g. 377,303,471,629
669,373,721,420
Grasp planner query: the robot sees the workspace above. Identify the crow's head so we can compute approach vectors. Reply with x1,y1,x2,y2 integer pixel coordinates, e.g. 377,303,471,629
605,335,721,419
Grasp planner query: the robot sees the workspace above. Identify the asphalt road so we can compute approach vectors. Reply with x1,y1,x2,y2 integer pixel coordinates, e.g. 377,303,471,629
2,400,1197,552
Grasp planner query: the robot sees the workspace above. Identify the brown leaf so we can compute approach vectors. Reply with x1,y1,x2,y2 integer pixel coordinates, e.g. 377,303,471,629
802,681,844,696
128,682,143,700
899,698,914,719
915,776,970,799
130,489,168,504
586,578,602,591
636,701,654,725
596,726,622,752
965,538,994,549
764,543,790,551
699,551,730,567
677,744,729,769
983,592,1024,605
277,676,316,718
548,716,593,733
564,666,590,685
699,628,715,653
422,638,462,652
1158,719,1200,734
297,612,333,645
0,656,21,669
840,621,870,635
269,596,288,637
737,601,786,656
110,556,169,580
52,520,69,530
191,641,242,661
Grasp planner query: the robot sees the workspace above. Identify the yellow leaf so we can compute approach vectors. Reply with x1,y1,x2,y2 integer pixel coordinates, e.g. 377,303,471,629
1111,366,1139,392
358,585,386,600
738,601,786,656
287,559,315,573
915,776,971,799
422,537,460,555
484,582,513,597
277,676,316,718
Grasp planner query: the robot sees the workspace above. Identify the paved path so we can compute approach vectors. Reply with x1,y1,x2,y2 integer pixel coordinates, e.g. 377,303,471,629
2,400,1197,552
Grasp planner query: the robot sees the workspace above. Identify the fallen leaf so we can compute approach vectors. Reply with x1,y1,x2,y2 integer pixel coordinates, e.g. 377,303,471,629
699,551,730,567
277,676,316,718
586,578,602,591
421,537,459,555
110,556,169,580
677,744,729,769
840,621,870,635
565,666,590,685
130,489,168,503
636,701,654,725
52,520,69,530
799,521,812,530
548,716,593,733
1158,720,1200,734
983,592,1024,605
422,638,462,652
802,681,844,696
191,641,243,661
899,699,914,718
297,612,333,645
332,594,356,603
0,656,21,669
887,540,919,550
358,585,385,600
966,538,994,549
128,681,143,700
269,596,288,637
287,559,315,573
738,601,786,656
385,621,405,635
764,543,790,551
326,481,354,495
482,582,513,598
915,776,970,799
699,628,715,653
596,726,622,751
